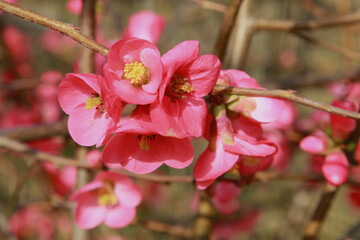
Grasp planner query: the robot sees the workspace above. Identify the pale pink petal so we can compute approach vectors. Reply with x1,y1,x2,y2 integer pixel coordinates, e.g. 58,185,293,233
114,182,142,208
140,48,162,94
68,104,111,146
74,192,107,229
322,151,349,186
181,55,221,97
196,179,216,190
177,97,207,137
300,136,327,154
250,97,285,123
224,135,277,157
104,206,136,228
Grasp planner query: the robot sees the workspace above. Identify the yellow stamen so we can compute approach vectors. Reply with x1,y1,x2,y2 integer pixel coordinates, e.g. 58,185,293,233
85,96,103,110
97,181,117,207
123,60,149,87
139,135,150,151
165,74,194,101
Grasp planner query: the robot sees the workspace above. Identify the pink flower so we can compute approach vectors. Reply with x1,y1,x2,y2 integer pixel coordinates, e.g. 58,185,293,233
223,70,285,123
2,25,30,63
322,150,349,186
9,205,55,240
194,105,277,189
211,181,241,215
102,116,194,174
300,131,329,155
330,100,357,140
148,40,221,137
123,10,165,45
105,38,162,105
70,171,141,229
58,73,123,146
66,0,82,15
86,149,103,168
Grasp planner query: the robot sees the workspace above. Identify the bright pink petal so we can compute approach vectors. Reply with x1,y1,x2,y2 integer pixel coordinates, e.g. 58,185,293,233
101,134,139,164
196,179,216,190
58,73,101,114
231,116,263,140
70,181,104,201
68,104,111,146
322,151,349,186
74,192,107,229
181,54,221,97
161,40,200,72
177,97,207,137
104,206,136,228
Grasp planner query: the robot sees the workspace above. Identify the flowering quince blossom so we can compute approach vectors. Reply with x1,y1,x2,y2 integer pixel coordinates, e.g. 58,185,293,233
58,73,123,147
145,40,221,138
122,10,165,45
70,171,141,229
194,105,278,190
102,116,194,174
210,181,241,215
105,38,163,105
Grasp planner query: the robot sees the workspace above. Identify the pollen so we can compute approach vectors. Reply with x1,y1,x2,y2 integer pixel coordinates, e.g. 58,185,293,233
85,93,105,113
123,60,149,87
165,74,194,101
97,180,117,207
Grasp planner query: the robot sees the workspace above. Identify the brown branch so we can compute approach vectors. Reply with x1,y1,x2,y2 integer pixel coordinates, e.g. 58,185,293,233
255,11,360,31
193,191,215,240
212,85,360,120
192,0,227,13
213,0,244,61
0,120,68,141
0,0,109,57
299,0,332,18
135,218,193,239
303,184,338,240
293,31,360,61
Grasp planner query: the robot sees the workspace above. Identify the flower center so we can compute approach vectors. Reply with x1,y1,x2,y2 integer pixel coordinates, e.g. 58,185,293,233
97,180,117,207
243,156,260,167
138,135,156,151
85,92,105,113
165,74,194,101
123,60,149,87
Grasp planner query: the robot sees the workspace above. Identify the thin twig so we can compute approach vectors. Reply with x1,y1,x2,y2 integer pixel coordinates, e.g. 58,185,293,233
0,0,108,57
214,0,244,61
293,31,360,61
212,85,360,120
0,120,68,141
303,184,338,240
192,0,227,13
193,191,215,240
135,218,193,239
254,11,360,31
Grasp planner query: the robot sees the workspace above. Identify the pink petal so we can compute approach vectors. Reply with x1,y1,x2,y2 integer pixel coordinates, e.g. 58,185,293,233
101,134,139,164
70,181,104,201
114,181,142,208
231,116,263,140
140,48,162,94
74,192,107,229
181,54,221,97
68,104,111,146
224,135,277,157
58,73,101,114
300,136,327,154
161,40,200,72
322,151,349,186
104,206,136,228
178,97,207,137
250,97,285,123
196,179,216,190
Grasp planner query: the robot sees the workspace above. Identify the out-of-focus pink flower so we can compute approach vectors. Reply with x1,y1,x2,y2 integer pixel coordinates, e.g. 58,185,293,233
123,10,165,45
322,150,349,186
42,162,77,196
2,25,30,63
58,73,123,146
0,105,39,129
9,205,55,240
105,38,162,105
330,100,357,140
224,69,285,123
212,210,260,239
102,116,194,174
70,171,141,229
265,101,297,130
147,40,221,138
327,80,350,100
211,181,241,215
277,49,298,68
265,130,292,170
86,149,103,168
300,131,329,155
40,29,77,55
355,140,360,164
66,0,82,15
